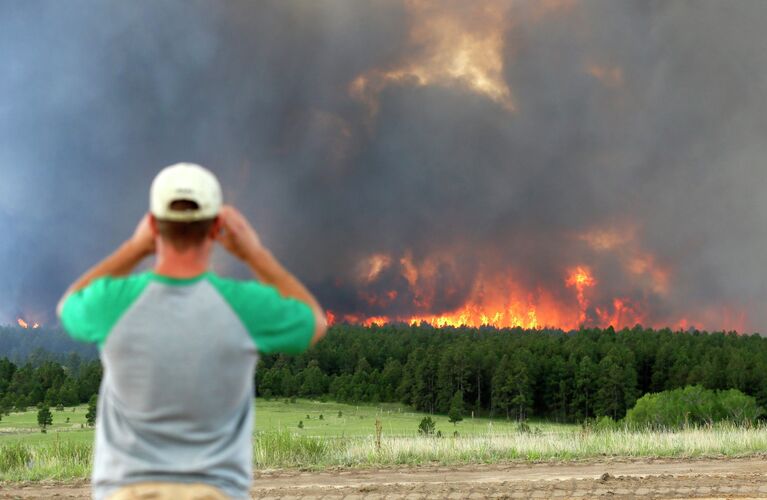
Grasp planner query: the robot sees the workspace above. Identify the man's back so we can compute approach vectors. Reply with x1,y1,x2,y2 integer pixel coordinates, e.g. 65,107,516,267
58,164,326,499
61,271,315,499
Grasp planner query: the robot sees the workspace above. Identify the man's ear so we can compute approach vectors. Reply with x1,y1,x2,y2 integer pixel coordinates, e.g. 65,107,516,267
149,214,159,236
209,217,222,240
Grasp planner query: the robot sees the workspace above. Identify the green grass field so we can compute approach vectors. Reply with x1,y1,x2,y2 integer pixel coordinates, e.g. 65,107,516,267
0,399,570,445
2,399,767,481
254,399,572,437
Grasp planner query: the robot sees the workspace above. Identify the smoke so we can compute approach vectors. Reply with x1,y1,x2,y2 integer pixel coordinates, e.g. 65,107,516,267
2,1,767,331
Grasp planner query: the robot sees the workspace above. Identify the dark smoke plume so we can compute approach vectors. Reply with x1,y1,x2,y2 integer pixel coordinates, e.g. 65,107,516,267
2,1,766,332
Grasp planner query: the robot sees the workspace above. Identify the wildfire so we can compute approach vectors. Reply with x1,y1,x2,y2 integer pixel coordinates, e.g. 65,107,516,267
324,219,724,331
359,253,392,283
16,318,39,329
350,0,513,119
349,0,578,121
332,252,612,330
578,224,670,296
566,266,595,325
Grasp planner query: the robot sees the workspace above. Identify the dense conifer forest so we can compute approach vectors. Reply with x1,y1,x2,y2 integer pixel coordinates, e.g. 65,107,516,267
1,325,765,422
257,325,767,421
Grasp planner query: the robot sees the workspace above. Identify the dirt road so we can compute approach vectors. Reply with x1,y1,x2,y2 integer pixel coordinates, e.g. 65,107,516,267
2,456,767,499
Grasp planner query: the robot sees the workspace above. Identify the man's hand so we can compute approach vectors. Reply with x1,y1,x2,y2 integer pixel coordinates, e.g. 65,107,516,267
215,205,263,261
130,213,156,257
57,214,156,317
215,204,327,346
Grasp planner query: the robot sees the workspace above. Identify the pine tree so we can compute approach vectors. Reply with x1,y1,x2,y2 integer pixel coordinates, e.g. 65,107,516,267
491,355,512,418
448,390,464,425
507,354,532,422
37,405,52,433
595,356,624,419
418,416,435,435
86,395,97,427
572,355,596,420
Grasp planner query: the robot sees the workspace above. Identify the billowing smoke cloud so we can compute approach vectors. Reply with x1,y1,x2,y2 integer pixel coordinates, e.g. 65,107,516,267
2,1,767,332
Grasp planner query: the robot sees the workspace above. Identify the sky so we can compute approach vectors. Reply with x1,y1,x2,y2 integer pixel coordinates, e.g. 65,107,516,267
2,1,767,332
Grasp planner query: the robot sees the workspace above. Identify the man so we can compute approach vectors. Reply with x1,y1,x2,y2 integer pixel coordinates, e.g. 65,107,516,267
57,163,327,499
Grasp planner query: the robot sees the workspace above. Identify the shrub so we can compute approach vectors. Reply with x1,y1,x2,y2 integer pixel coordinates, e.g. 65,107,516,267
625,386,763,429
594,416,619,432
516,422,531,434
418,416,436,435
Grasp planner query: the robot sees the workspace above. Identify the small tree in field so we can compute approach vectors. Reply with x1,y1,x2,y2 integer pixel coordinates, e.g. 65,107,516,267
86,395,97,427
418,416,435,435
448,391,464,425
38,405,52,433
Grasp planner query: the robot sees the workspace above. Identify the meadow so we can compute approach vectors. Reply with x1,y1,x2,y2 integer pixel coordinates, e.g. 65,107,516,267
0,398,569,445
2,399,767,481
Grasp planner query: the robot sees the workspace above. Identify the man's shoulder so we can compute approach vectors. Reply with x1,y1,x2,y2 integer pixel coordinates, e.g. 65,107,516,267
60,272,154,345
205,273,315,355
97,271,152,285
205,273,272,295
71,272,152,302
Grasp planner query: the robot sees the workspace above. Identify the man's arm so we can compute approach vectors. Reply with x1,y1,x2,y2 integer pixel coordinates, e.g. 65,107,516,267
56,214,155,317
215,205,328,346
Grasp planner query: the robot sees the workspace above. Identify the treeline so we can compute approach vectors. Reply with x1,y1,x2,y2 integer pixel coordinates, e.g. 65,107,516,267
0,326,97,362
256,325,767,421
0,353,101,411
2,325,766,423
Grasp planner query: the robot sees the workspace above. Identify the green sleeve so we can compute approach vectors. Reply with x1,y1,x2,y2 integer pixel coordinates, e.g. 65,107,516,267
208,274,316,355
59,273,151,346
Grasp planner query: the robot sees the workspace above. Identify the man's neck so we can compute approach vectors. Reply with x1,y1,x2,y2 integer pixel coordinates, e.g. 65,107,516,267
153,243,210,278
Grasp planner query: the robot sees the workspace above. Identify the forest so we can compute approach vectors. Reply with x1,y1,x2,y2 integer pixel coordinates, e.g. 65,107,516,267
0,324,764,422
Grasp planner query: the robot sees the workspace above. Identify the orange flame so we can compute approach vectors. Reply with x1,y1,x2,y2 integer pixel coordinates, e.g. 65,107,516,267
358,253,392,283
349,0,578,121
333,254,606,329
350,0,513,119
17,318,29,329
326,219,747,332
566,266,595,326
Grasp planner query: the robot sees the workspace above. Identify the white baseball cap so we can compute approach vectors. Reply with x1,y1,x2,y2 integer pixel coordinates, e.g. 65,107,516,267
150,163,222,221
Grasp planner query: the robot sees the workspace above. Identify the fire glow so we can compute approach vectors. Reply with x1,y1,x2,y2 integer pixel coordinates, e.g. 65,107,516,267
331,260,623,330
16,318,40,329
326,225,735,331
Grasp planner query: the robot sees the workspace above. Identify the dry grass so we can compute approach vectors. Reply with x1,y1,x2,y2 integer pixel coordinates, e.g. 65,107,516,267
3,424,766,480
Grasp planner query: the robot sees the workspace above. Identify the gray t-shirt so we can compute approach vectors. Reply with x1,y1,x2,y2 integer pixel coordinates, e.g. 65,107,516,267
60,272,315,499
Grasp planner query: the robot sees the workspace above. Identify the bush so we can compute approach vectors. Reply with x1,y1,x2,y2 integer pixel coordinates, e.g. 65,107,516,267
625,386,763,429
418,416,436,435
515,422,531,434
594,416,619,432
